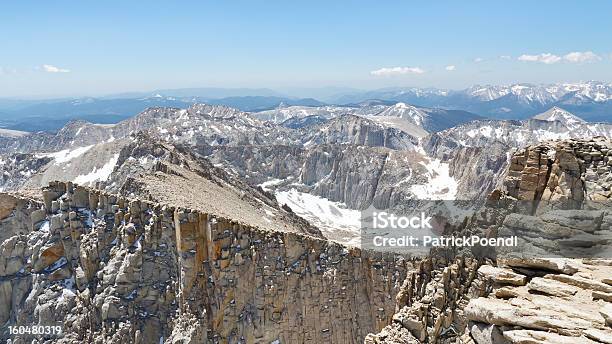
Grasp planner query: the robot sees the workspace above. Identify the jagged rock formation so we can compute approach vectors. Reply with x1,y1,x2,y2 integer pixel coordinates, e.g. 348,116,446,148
503,136,612,204
423,111,612,200
204,143,444,211
366,138,612,343
365,257,487,344
0,181,408,343
0,104,295,156
298,114,418,150
428,141,511,201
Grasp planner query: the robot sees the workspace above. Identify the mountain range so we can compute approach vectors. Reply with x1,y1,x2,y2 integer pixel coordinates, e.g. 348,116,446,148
0,98,611,343
2,101,610,225
331,81,612,122
1,81,611,133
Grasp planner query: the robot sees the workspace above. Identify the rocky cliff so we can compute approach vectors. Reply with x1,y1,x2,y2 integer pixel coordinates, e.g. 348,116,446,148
0,181,409,343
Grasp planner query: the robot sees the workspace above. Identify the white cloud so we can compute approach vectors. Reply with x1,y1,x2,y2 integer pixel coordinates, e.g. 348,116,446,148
474,57,484,63
517,53,561,64
445,65,456,71
42,64,70,73
500,55,511,60
370,66,425,76
563,51,601,63
517,51,602,64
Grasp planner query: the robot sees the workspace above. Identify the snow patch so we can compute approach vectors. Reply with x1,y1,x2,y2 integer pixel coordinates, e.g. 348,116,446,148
259,178,284,192
42,145,94,164
73,153,119,185
410,150,458,200
39,220,50,232
276,189,360,244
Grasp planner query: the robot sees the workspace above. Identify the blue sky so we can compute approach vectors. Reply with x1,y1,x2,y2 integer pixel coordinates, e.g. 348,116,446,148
1,0,611,97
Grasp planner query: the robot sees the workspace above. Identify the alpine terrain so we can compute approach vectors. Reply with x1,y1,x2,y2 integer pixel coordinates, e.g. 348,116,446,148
0,100,611,344
4,1,612,342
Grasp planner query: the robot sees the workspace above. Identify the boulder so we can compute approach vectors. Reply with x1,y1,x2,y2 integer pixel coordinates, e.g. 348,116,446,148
469,322,510,344
478,265,526,286
527,277,578,297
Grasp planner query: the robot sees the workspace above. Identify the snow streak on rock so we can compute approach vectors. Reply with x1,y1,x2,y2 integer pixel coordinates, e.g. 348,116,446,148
276,189,361,245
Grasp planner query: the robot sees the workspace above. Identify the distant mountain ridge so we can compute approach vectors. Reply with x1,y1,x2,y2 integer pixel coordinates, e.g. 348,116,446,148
2,81,611,133
0,95,325,132
254,102,483,137
331,81,612,122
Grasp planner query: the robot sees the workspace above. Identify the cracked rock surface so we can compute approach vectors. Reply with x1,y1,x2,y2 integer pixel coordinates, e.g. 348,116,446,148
367,138,612,344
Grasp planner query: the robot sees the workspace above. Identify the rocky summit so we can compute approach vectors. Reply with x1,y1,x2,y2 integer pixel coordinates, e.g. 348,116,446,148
0,102,611,344
366,137,612,343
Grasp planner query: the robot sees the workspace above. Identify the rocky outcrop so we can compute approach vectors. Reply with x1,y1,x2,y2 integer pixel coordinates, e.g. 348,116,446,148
365,257,487,343
424,118,612,200
0,181,409,343
504,136,612,204
463,258,612,343
367,138,612,344
0,193,45,327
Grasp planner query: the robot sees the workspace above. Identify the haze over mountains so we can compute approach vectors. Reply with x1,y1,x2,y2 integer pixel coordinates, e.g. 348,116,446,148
1,81,611,132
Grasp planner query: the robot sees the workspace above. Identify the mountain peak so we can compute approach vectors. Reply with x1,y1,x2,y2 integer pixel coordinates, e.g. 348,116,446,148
532,106,586,125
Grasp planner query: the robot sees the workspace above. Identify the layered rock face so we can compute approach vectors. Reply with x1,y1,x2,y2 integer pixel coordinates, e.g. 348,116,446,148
0,181,408,343
204,143,437,211
366,138,612,343
424,117,612,200
298,115,419,150
504,136,612,204
463,259,612,344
